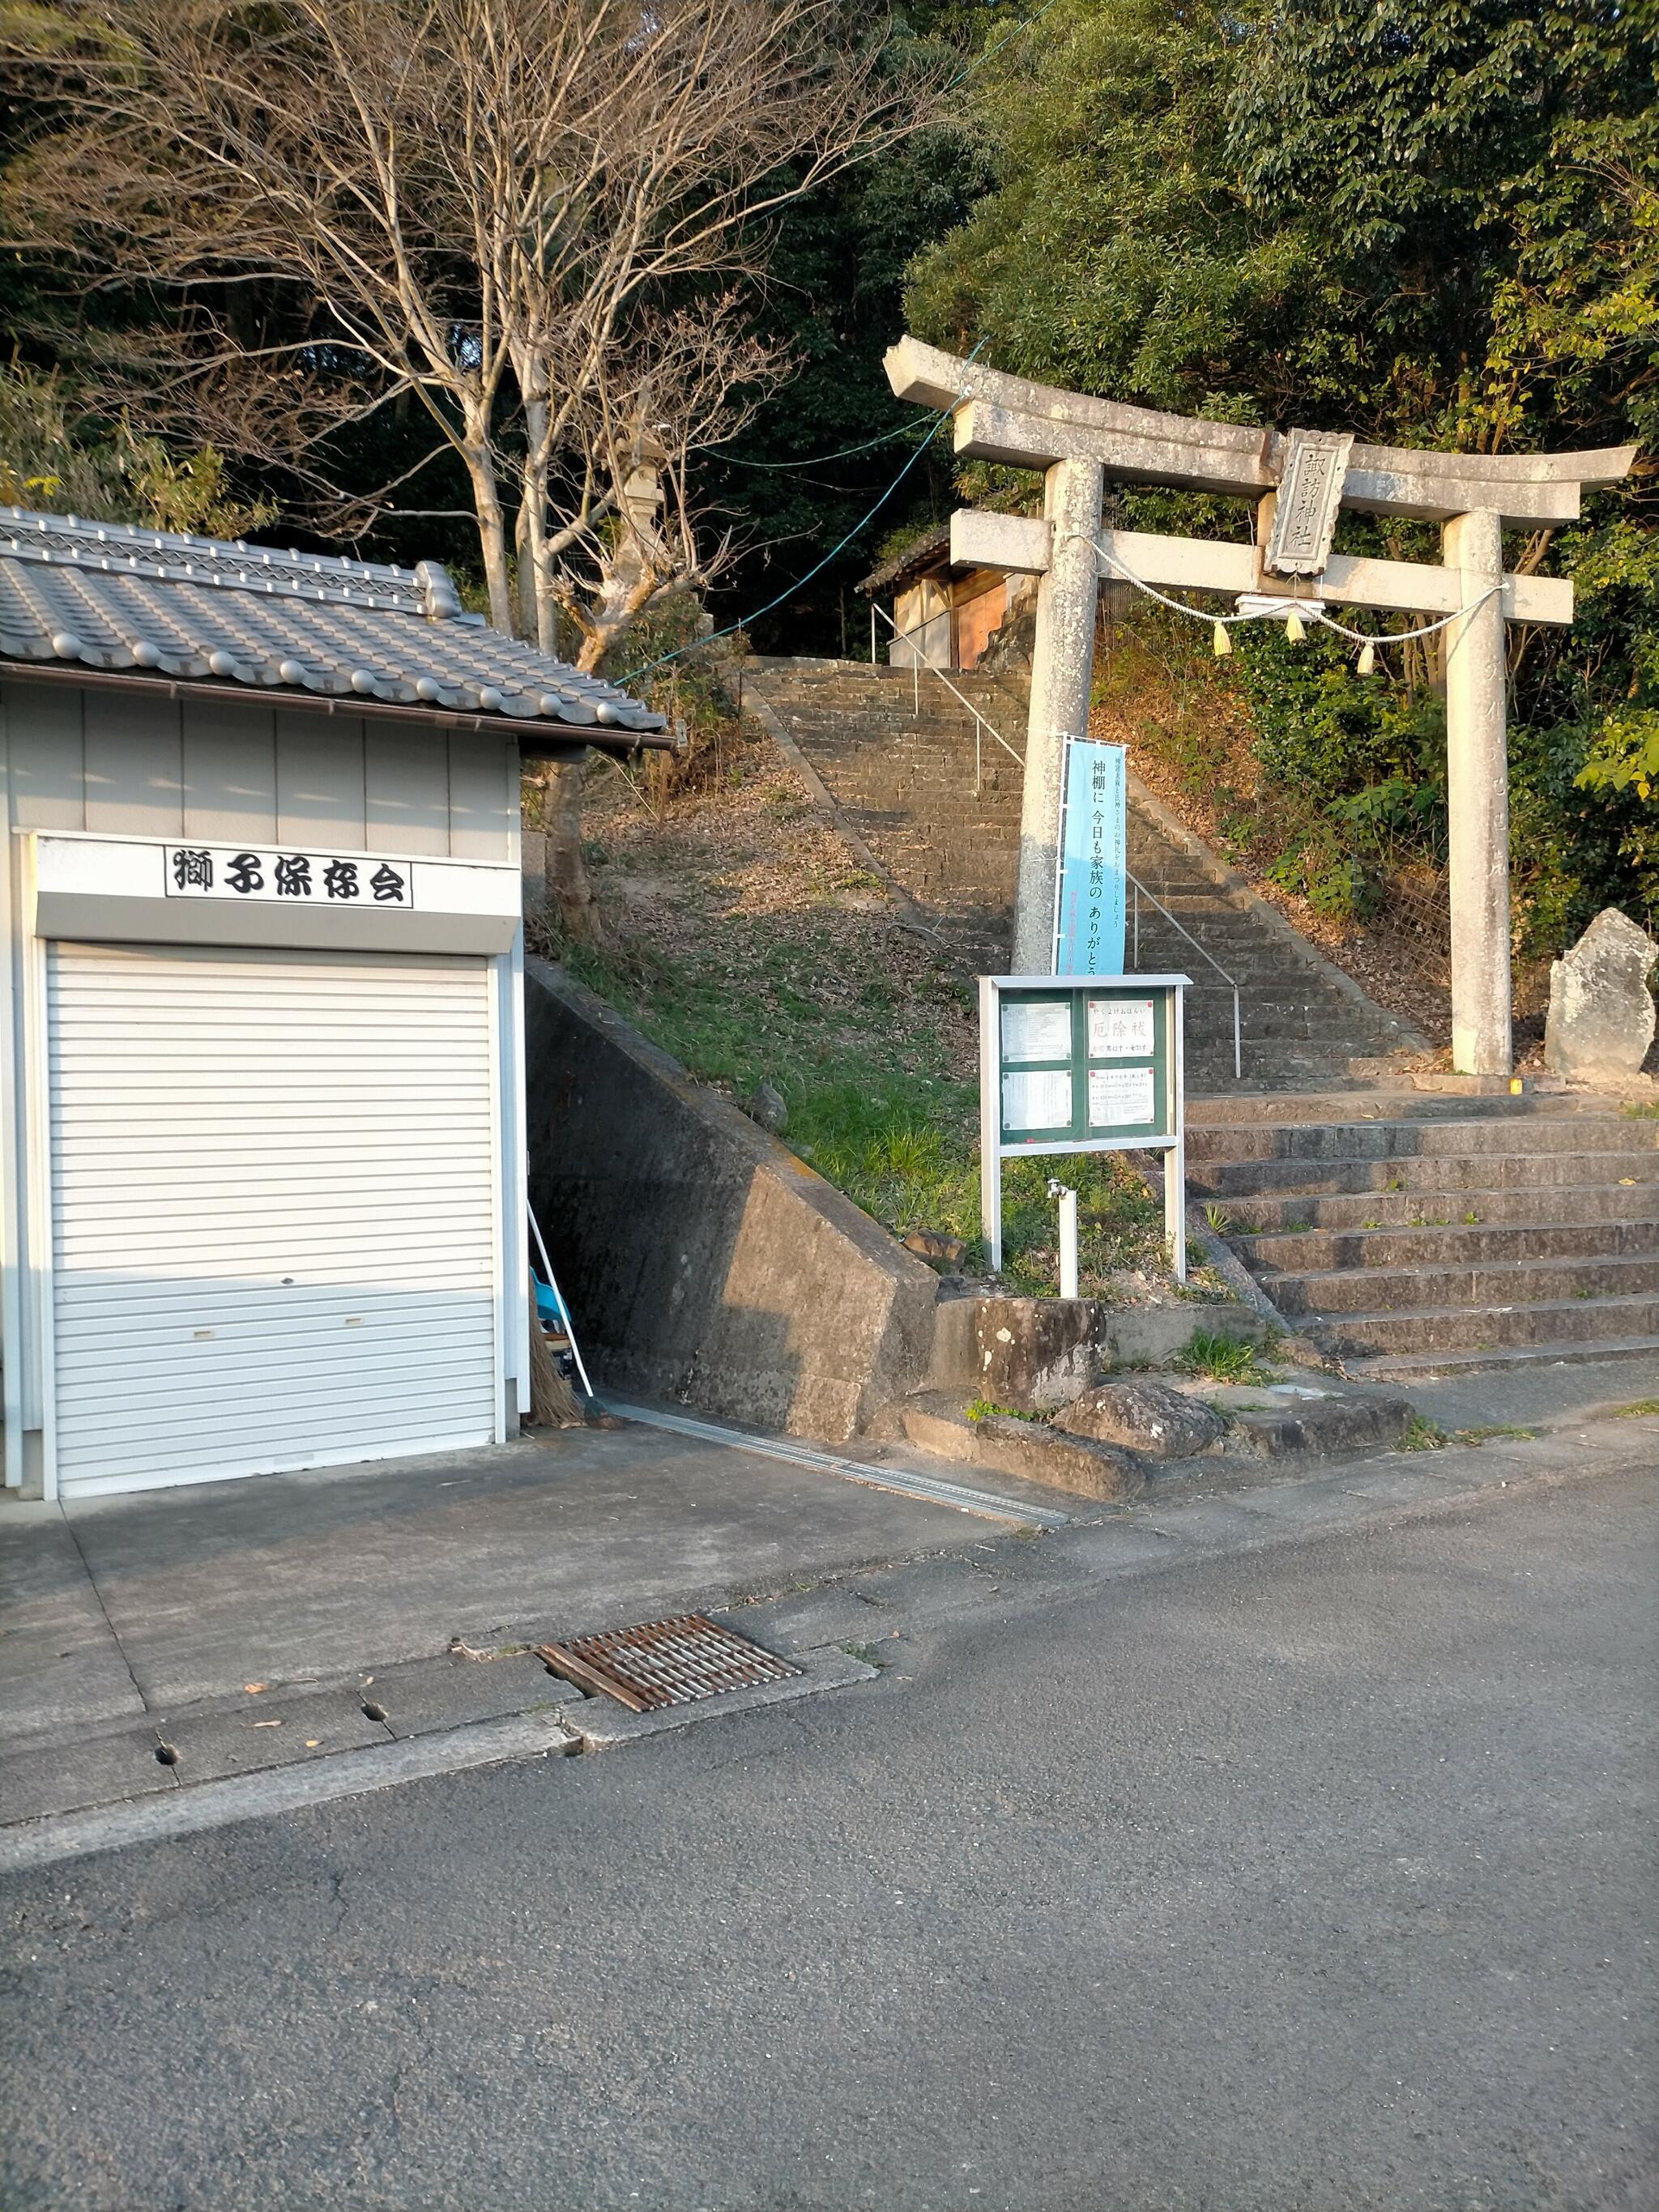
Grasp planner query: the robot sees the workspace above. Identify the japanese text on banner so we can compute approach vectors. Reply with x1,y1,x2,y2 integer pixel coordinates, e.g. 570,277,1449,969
1053,740,1126,975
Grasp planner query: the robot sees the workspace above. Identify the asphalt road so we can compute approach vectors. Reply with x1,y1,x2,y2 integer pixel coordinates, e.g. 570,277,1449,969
2,1468,1654,2211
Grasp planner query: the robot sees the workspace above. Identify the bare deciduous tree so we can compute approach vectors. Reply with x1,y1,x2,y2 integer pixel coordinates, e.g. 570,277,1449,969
549,295,787,671
8,0,940,637
5,0,945,936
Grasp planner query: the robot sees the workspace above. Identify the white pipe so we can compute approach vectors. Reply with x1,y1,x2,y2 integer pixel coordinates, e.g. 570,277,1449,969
527,1200,594,1399
1050,1179,1080,1300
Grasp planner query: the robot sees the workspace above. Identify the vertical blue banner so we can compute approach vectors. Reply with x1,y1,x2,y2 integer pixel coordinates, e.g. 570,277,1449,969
1053,739,1127,974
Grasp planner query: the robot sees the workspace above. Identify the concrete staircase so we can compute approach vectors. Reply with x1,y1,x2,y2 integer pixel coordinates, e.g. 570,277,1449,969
743,655,1412,1092
1188,1093,1659,1379
744,656,1026,924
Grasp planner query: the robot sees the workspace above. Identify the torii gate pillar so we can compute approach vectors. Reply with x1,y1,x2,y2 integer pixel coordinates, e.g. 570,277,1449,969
1443,509,1512,1076
1014,455,1102,971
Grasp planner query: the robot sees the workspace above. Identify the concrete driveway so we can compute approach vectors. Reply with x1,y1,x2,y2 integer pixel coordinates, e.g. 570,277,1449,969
0,1417,1051,1745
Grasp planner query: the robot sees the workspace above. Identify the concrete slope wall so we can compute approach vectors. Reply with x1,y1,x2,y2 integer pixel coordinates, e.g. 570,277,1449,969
523,960,940,1440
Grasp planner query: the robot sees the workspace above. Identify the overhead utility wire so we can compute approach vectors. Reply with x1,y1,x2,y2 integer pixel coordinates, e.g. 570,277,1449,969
672,4,1060,488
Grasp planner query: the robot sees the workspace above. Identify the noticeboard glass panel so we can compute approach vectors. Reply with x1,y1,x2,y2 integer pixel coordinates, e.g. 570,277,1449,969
996,982,1173,1149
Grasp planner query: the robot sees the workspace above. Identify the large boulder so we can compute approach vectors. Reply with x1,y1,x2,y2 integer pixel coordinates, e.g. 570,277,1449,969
1053,1379,1225,1460
1544,909,1657,1081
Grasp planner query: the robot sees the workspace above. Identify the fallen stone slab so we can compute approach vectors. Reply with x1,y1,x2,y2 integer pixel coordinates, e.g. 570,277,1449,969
1167,1375,1415,1460
901,1395,1145,1502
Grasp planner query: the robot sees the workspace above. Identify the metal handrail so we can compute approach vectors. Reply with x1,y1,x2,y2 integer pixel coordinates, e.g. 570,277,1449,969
864,603,1243,1079
871,601,1024,794
1130,875,1243,1080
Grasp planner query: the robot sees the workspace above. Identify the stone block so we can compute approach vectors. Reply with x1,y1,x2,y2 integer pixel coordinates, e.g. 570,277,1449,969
1545,908,1657,1080
1054,1380,1226,1458
0,1724,177,1826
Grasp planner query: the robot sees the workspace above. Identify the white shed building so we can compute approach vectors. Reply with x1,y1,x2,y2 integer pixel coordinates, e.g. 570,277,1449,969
0,507,667,1500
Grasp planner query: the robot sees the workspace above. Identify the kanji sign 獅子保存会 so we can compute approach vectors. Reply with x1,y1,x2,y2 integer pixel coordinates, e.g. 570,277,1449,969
164,846,414,907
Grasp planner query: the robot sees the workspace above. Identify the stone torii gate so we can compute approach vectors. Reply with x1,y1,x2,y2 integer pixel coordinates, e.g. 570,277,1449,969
884,336,1637,1076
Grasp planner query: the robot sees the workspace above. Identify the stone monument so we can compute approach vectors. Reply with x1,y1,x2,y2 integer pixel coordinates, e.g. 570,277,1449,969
1543,908,1657,1082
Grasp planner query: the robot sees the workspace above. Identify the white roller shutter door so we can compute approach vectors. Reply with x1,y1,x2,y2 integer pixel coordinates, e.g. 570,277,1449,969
48,942,501,1497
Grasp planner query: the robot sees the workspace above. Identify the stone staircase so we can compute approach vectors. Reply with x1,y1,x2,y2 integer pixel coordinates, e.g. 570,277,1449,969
1188,1093,1659,1378
744,655,1026,925
743,655,1413,1093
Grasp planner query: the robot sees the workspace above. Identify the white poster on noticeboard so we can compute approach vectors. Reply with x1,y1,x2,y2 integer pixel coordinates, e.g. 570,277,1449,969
1087,995,1154,1058
1003,1068,1073,1132
1088,1063,1155,1127
1001,999,1072,1063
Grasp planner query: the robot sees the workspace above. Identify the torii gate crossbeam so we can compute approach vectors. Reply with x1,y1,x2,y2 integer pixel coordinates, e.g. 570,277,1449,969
884,337,1637,1079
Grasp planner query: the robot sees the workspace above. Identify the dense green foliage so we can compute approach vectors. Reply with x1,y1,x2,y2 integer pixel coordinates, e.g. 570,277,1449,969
904,0,1659,940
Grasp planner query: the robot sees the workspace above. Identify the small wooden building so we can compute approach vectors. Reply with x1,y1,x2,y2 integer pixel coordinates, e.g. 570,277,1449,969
0,506,667,1500
859,526,1030,672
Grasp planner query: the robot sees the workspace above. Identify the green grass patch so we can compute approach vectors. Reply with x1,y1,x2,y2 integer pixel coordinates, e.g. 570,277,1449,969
1172,1328,1282,1384
1399,1416,1449,1451
560,931,1176,1296
966,1398,1047,1424
1453,1425,1541,1446
1611,1398,1659,1417
1619,1100,1659,1119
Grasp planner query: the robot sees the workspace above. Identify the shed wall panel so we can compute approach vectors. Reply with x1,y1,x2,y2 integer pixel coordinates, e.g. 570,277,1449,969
366,722,449,855
275,711,367,849
83,690,183,838
446,734,515,860
4,682,85,830
182,697,278,844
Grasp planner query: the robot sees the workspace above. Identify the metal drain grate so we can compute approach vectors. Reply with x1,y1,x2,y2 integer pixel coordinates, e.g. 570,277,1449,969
537,1615,801,1712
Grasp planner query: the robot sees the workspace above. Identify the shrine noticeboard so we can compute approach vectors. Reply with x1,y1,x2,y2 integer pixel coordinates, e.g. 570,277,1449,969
979,973,1190,1281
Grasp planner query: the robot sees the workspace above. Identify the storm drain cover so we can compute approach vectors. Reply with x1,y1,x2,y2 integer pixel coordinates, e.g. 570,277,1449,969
537,1615,800,1712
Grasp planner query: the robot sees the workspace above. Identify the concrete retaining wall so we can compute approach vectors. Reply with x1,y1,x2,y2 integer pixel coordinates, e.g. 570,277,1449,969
523,960,940,1440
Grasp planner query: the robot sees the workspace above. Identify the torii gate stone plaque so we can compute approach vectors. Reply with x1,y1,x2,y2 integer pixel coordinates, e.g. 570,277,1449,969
885,336,1637,1077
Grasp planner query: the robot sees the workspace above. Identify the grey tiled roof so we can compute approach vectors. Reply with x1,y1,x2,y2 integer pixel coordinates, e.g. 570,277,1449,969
0,507,667,736
858,522,953,595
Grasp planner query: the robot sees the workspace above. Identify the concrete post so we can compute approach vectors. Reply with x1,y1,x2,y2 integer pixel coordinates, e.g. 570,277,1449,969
1013,456,1103,971
1442,508,1512,1075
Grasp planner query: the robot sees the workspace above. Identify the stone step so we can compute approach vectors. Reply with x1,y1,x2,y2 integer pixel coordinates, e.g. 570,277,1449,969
1187,1090,1579,1125
1318,1289,1659,1358
1192,1147,1659,1198
1342,1333,1659,1382
1188,1117,1649,1164
1269,1249,1659,1319
1240,1215,1659,1276
1212,1181,1659,1234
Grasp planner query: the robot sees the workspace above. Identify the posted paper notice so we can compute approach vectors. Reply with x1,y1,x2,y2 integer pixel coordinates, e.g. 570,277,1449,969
1088,1064,1155,1127
1087,995,1155,1058
1001,999,1072,1063
1003,1068,1073,1132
